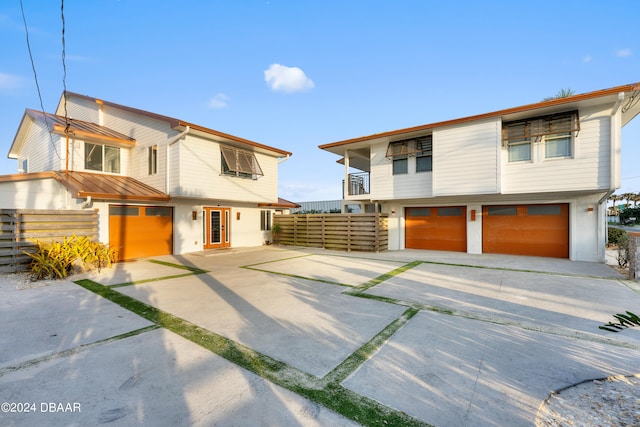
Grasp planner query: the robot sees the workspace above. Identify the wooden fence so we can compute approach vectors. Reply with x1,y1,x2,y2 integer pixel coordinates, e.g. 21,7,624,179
0,209,99,273
274,213,388,252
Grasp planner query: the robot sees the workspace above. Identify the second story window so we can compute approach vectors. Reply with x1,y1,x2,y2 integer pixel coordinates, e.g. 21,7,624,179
387,135,433,175
416,136,433,172
148,145,158,175
85,142,120,173
503,110,579,163
221,146,263,179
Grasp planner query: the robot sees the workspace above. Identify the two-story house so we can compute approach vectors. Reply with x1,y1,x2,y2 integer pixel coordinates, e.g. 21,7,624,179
319,83,640,262
1,92,294,260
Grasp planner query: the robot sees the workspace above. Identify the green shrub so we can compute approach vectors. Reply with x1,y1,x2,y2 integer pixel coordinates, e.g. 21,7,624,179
25,235,117,280
608,227,627,245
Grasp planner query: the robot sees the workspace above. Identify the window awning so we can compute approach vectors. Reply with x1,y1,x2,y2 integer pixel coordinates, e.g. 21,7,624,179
503,110,580,143
221,146,263,176
386,135,432,158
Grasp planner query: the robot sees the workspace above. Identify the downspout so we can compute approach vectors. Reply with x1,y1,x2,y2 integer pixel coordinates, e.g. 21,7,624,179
80,195,92,208
599,92,625,204
165,126,190,194
596,92,625,261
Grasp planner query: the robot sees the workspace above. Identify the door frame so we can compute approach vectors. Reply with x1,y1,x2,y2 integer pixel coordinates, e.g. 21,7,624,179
203,207,231,249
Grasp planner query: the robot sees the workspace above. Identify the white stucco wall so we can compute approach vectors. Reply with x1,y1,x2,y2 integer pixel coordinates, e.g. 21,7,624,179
0,178,68,209
379,194,605,262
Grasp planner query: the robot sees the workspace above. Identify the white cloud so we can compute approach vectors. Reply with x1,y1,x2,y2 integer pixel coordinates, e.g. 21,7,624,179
264,63,314,93
616,48,632,58
0,72,24,90
208,93,229,108
582,54,592,63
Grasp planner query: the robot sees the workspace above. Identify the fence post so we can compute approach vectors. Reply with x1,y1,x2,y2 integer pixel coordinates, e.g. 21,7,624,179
629,232,640,281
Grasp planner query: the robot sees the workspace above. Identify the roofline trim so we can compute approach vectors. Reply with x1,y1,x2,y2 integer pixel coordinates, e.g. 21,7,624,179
318,82,640,149
63,91,292,156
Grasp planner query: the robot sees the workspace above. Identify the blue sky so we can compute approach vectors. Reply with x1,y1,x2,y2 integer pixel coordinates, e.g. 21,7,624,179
1,0,639,202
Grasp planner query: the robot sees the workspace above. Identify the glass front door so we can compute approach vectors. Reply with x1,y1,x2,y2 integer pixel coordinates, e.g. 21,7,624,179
204,207,230,249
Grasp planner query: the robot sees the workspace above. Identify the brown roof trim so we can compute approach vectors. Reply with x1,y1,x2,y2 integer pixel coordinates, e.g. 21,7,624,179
258,197,301,208
64,91,292,156
51,124,136,147
178,121,292,156
319,82,640,149
0,171,57,182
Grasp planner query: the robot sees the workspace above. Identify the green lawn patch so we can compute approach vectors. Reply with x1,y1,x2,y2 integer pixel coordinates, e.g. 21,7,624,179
74,278,431,427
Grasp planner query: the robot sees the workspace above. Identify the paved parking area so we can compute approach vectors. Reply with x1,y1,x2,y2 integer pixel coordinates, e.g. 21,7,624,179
1,246,639,426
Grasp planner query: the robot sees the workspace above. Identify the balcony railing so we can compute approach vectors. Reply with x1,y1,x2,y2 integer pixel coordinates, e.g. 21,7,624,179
346,172,370,196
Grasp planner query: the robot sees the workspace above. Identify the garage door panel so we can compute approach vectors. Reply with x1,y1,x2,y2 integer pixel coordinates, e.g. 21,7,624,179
109,205,173,261
405,207,466,252
482,204,568,258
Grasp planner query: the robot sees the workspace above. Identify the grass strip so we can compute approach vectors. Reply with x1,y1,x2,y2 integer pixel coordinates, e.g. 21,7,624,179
0,325,159,377
74,279,431,427
106,259,209,288
110,272,204,288
346,261,422,295
242,266,352,287
148,259,209,274
325,307,419,384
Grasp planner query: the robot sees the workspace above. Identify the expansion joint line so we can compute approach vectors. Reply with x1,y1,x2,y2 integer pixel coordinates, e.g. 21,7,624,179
324,307,419,385
0,325,159,378
345,261,423,296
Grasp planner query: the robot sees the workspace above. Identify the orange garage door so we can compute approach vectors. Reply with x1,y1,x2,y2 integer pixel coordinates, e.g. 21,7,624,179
482,204,568,258
405,206,467,251
109,205,173,261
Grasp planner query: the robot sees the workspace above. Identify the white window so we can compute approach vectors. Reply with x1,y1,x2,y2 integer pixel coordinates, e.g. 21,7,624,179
20,159,28,173
503,110,578,163
416,136,433,172
148,145,158,175
221,146,263,179
386,135,432,175
85,143,120,173
545,133,572,158
260,210,271,231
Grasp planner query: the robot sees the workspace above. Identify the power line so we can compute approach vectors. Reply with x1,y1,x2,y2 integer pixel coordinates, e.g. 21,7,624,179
19,0,61,160
61,0,69,129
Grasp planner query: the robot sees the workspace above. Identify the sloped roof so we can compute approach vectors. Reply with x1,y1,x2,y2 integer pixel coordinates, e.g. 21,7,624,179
0,171,169,202
27,110,135,144
61,91,293,157
319,82,640,151
52,171,169,201
9,110,135,159
258,197,301,208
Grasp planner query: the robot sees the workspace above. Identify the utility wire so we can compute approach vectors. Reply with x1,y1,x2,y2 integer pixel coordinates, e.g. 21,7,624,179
20,0,61,160
61,0,69,129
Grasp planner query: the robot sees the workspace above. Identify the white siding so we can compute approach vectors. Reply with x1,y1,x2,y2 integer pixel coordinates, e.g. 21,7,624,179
433,119,499,195
175,135,278,203
502,107,611,193
60,96,99,123
370,141,433,200
19,120,64,172
100,105,171,190
0,178,68,209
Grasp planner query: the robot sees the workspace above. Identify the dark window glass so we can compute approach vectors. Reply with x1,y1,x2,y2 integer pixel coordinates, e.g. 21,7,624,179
416,155,432,172
487,206,517,216
393,157,408,175
407,207,431,217
85,143,103,171
109,206,139,216
146,207,172,217
527,205,562,216
438,207,463,217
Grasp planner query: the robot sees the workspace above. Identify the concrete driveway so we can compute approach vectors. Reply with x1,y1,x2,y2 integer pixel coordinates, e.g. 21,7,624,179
1,246,639,426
